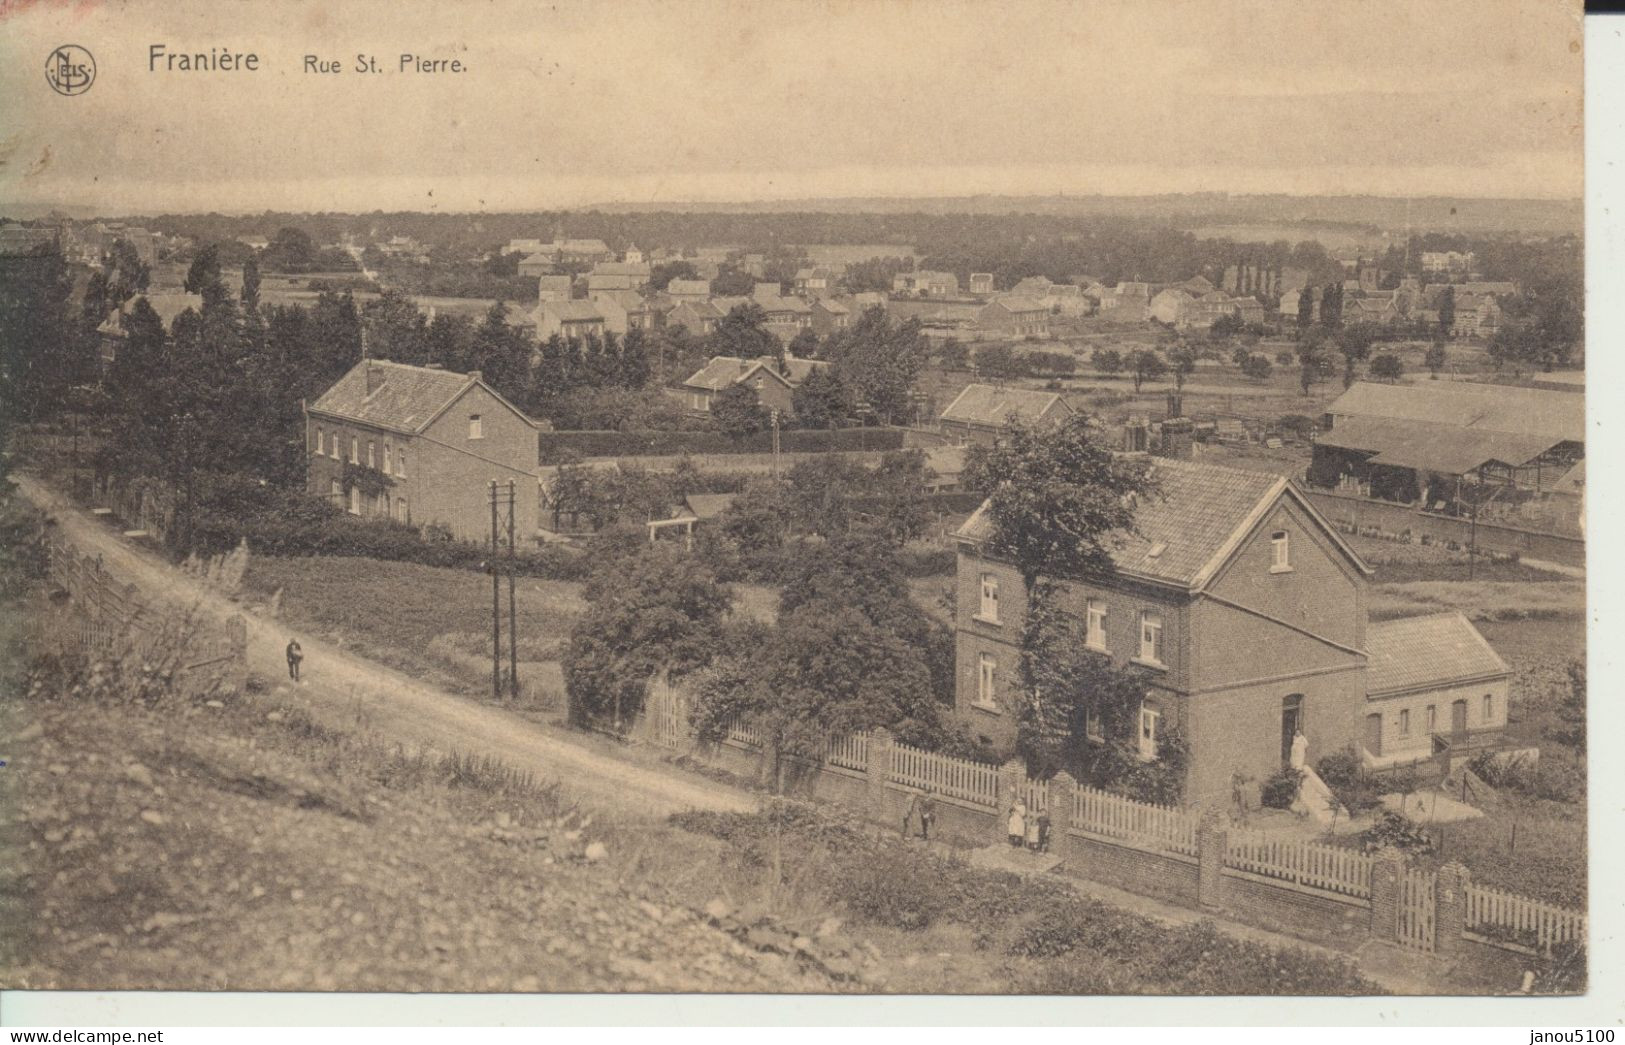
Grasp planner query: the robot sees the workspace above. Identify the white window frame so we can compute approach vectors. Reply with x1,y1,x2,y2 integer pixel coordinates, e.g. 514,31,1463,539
1425,704,1437,733
1137,611,1165,667
366,441,375,469
1137,703,1161,761
1270,530,1292,573
330,432,340,459
977,572,1000,624
975,653,999,711
329,479,341,500
1399,709,1411,735
349,437,359,465
1482,694,1493,722
383,443,391,474
1085,599,1107,651
313,427,324,456
468,414,483,440
396,450,407,478
348,486,361,515
1085,706,1105,744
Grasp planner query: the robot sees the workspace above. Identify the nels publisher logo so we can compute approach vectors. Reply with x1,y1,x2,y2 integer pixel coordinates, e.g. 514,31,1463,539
45,44,96,96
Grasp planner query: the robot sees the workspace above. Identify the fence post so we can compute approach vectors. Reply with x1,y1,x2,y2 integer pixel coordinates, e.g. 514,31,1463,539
866,727,892,824
1435,861,1469,956
1197,808,1227,910
1369,846,1405,944
1050,771,1076,858
997,757,1026,845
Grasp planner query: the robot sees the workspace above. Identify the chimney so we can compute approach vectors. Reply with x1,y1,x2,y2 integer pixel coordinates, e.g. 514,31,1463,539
468,370,483,382
365,361,381,395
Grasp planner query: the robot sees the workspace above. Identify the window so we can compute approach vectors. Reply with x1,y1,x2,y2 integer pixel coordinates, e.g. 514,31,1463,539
975,653,998,710
468,414,483,440
1085,599,1107,651
1138,703,1161,761
1425,704,1437,733
383,443,391,474
978,572,1000,623
348,486,360,515
1085,706,1105,743
1399,709,1411,735
313,427,323,456
1271,530,1291,572
330,433,340,459
349,437,359,465
397,497,408,523
1482,694,1494,722
1138,611,1164,665
396,450,407,478
366,441,375,469
329,479,341,499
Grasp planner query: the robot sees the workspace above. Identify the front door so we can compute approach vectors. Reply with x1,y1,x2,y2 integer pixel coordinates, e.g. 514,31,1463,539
1451,699,1468,735
1281,694,1304,766
1364,713,1383,757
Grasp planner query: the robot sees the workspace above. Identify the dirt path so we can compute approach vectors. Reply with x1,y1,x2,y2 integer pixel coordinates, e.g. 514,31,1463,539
17,474,756,821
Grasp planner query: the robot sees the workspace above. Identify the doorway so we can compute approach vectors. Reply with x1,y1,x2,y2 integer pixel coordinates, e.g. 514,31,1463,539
1281,694,1304,766
1364,713,1383,757
1451,699,1468,735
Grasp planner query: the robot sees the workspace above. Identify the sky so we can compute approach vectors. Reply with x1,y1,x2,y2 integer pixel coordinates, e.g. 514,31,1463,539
0,0,1585,213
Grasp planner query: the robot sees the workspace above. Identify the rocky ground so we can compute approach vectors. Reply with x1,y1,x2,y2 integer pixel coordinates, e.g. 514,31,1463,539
0,640,874,993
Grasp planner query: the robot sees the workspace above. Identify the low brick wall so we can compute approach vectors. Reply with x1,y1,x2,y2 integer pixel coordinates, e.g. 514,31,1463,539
1218,869,1371,946
1065,833,1201,906
1304,489,1583,567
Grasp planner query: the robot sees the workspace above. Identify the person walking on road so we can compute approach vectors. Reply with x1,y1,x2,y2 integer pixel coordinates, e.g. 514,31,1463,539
919,789,937,841
1007,800,1027,848
285,639,303,682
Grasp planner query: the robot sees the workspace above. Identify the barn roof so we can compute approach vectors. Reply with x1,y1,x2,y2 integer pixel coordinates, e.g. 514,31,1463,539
1326,381,1583,443
940,383,1071,428
1366,612,1509,696
1317,415,1565,475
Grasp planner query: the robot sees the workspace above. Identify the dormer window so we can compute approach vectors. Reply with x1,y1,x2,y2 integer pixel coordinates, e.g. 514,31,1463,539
1270,530,1291,573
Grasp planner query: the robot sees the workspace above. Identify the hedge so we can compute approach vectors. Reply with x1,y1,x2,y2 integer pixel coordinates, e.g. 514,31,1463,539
539,427,904,462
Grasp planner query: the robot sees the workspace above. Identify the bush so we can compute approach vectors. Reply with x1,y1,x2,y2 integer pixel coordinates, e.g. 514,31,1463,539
1359,811,1436,855
1261,768,1303,809
832,845,954,930
537,427,905,462
1316,747,1385,814
1467,750,1584,804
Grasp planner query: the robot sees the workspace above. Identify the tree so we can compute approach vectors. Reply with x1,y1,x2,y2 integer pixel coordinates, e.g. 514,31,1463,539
564,544,730,728
469,301,531,402
261,227,320,273
1166,345,1197,390
936,339,969,369
1369,353,1403,382
239,255,261,311
1240,353,1272,382
1299,361,1315,396
648,259,699,292
790,367,851,429
362,288,429,364
710,382,769,441
974,343,1024,380
787,326,821,362
1209,312,1243,339
960,413,1153,592
1424,340,1447,379
1296,287,1314,329
712,302,777,360
1437,285,1456,336
824,307,928,424
1091,348,1123,376
1320,282,1344,329
1128,349,1167,392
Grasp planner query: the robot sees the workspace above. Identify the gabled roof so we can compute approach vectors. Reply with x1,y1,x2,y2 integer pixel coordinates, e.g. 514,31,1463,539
667,279,711,296
1326,381,1583,443
683,493,738,520
540,299,606,322
1366,612,1509,696
683,354,825,391
985,295,1049,315
941,383,1071,428
591,261,650,277
309,360,536,435
671,299,723,320
1317,415,1561,474
954,458,1368,590
813,297,850,314
535,275,573,292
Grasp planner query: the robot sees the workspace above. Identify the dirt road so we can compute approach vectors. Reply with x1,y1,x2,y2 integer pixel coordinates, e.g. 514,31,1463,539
17,474,757,820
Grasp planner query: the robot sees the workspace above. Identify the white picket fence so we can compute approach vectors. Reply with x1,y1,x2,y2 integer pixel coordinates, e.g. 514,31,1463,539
722,715,766,749
888,739,1000,808
1224,830,1373,899
1071,784,1199,857
826,732,869,772
1022,778,1050,815
1467,883,1588,952
1399,868,1437,952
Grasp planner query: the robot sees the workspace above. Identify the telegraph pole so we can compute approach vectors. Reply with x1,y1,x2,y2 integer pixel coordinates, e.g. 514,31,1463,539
770,408,782,478
488,480,502,701
506,478,519,702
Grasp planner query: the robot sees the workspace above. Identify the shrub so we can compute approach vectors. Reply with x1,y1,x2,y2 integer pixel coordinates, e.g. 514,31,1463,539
1261,768,1303,809
832,845,954,930
1359,811,1436,855
1467,750,1584,805
1316,746,1385,814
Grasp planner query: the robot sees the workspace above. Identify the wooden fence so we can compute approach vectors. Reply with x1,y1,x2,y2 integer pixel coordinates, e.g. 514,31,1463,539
1467,883,1588,952
1224,829,1373,899
1072,783,1199,856
1400,868,1438,953
888,738,999,808
826,732,869,773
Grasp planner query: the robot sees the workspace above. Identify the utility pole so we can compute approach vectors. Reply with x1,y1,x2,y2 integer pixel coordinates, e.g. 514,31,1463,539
506,478,519,702
488,479,502,702
770,408,781,478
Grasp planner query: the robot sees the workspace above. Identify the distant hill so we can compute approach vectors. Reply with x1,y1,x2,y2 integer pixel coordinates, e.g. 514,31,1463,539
582,194,1582,237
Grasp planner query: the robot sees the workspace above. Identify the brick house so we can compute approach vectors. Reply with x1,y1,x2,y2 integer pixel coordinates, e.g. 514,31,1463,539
667,299,722,337
674,355,828,419
531,299,608,340
305,360,540,543
810,297,852,336
951,458,1511,808
976,296,1051,337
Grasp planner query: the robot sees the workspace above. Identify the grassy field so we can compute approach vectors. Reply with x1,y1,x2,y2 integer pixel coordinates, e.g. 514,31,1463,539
243,555,779,708
1368,580,1583,623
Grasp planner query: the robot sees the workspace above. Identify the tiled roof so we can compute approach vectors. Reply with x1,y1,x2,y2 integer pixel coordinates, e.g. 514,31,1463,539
1326,381,1583,443
1366,612,1509,696
310,360,481,434
940,383,1070,427
1317,415,1560,474
667,279,711,296
986,295,1049,314
955,458,1331,589
683,356,756,391
544,300,606,322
